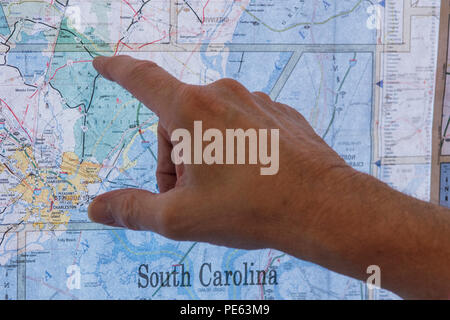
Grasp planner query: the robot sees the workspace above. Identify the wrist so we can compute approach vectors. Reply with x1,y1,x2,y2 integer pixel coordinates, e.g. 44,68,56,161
272,164,362,259
274,165,401,269
275,164,450,299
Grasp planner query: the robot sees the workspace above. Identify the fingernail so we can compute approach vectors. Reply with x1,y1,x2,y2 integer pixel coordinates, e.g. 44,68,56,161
88,197,115,225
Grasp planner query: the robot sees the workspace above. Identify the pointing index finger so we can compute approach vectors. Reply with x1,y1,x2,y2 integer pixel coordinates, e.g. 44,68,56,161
92,55,183,120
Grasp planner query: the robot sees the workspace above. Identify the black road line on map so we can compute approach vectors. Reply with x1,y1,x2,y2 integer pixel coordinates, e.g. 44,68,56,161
103,0,151,57
151,242,198,298
103,144,125,182
0,190,23,218
1,21,18,55
36,7,108,164
0,227,12,247
24,19,57,30
3,163,18,178
0,220,21,247
48,82,85,109
85,74,100,114
237,52,245,73
59,27,97,58
0,20,20,62
55,0,68,8
322,52,357,140
81,73,100,162
3,20,19,43
126,0,153,32
23,18,99,59
0,206,8,215
182,0,203,24
49,73,100,163
4,21,18,44
138,0,153,16
106,180,140,189
126,19,139,32
1,64,38,88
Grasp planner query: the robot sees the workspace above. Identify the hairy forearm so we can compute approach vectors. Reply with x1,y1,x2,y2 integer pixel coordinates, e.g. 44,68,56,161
89,55,449,300
278,168,450,299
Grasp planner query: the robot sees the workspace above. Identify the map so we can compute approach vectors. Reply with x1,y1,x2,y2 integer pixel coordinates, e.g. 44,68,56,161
0,0,442,300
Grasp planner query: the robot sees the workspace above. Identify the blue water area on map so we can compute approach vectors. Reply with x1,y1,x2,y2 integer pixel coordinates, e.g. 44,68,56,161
25,230,198,299
0,4,9,36
24,228,400,300
225,51,292,93
231,0,376,44
200,44,226,78
7,31,49,85
440,163,450,208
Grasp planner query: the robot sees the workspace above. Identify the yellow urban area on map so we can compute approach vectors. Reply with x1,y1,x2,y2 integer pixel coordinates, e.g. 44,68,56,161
10,150,100,229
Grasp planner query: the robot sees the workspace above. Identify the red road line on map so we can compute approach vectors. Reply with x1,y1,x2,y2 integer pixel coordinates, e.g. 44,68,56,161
122,0,138,16
0,98,33,142
180,41,202,80
48,60,93,83
113,39,123,56
26,276,79,299
21,104,30,126
120,41,134,50
29,60,93,100
122,0,150,22
259,250,273,300
113,31,176,54
72,231,83,266
15,174,34,192
202,0,211,24
34,15,63,143
113,38,133,56
137,31,175,49
28,89,39,99
138,37,165,49
1,164,30,191
3,164,14,176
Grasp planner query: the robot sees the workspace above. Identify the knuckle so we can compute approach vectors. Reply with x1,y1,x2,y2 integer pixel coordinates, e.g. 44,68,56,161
176,85,226,118
210,79,259,112
128,60,159,82
211,78,247,93
278,102,302,116
253,91,272,102
119,194,141,231
173,85,198,119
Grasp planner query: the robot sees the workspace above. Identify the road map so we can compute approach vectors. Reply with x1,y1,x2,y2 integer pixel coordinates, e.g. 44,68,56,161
0,0,442,300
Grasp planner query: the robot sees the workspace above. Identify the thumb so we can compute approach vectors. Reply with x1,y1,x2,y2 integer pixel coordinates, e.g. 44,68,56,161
88,189,181,234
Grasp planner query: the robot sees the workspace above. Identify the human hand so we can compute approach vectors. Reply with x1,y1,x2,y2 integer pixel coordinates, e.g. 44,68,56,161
88,55,354,252
88,55,450,299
